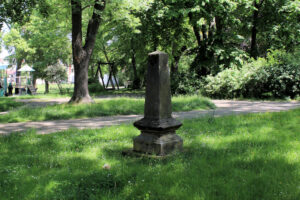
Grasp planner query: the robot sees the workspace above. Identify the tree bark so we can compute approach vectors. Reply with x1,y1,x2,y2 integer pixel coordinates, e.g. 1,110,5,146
250,0,264,59
69,0,106,103
15,58,22,94
131,49,140,89
45,80,49,94
171,46,186,75
32,77,37,88
188,13,201,47
215,16,223,46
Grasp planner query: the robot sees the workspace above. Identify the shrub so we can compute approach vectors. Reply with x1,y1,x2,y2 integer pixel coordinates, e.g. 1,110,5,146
203,50,300,99
171,70,202,95
88,83,105,93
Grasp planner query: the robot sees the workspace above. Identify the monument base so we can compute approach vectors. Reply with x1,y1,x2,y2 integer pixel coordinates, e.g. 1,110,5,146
133,131,183,156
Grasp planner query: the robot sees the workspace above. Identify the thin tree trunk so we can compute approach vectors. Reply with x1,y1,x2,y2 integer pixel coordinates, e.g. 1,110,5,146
15,58,22,94
215,16,223,46
171,46,186,75
171,56,180,74
250,0,263,59
131,49,140,89
45,80,49,94
33,77,37,88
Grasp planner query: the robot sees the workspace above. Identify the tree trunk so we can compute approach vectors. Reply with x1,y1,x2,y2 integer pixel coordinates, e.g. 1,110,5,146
131,50,140,89
69,0,106,103
70,59,92,102
45,80,49,94
14,59,23,94
171,56,180,75
32,77,37,88
188,13,202,47
250,0,263,59
215,16,223,46
171,46,186,75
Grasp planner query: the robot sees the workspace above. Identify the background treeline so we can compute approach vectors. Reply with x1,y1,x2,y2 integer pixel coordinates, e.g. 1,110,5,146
1,0,299,99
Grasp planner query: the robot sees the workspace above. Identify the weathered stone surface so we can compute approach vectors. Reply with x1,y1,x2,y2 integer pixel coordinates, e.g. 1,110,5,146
133,118,182,132
133,132,183,155
144,51,172,120
132,51,183,156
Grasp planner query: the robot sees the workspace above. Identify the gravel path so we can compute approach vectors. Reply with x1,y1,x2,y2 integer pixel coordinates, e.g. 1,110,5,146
0,100,299,135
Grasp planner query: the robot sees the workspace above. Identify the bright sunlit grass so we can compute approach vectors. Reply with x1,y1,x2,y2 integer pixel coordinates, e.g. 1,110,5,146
0,96,215,123
0,109,299,199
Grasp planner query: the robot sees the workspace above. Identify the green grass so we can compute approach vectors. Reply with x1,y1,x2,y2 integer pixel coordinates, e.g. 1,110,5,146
0,109,299,200
5,84,144,101
0,98,23,112
35,83,145,97
36,83,74,95
0,96,215,123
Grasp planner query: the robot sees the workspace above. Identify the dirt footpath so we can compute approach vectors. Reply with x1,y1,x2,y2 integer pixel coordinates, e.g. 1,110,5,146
0,100,299,135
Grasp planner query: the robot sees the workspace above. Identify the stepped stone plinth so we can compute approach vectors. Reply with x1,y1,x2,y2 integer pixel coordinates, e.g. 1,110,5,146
132,51,183,156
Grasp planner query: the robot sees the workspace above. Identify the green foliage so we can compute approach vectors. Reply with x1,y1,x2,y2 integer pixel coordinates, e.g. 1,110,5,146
171,70,202,95
1,109,300,199
2,0,300,99
203,50,300,99
44,64,67,83
26,12,71,79
88,83,105,93
44,64,68,94
3,27,35,63
0,0,48,29
0,98,23,112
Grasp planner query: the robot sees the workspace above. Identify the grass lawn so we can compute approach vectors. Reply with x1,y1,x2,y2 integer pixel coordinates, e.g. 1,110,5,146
0,109,299,199
0,95,215,123
0,98,23,112
35,83,145,97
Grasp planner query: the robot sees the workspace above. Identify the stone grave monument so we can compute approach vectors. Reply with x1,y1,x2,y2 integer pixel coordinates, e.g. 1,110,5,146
132,51,183,156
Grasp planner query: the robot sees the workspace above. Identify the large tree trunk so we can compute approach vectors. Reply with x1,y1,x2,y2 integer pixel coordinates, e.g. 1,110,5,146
69,0,106,103
70,59,92,102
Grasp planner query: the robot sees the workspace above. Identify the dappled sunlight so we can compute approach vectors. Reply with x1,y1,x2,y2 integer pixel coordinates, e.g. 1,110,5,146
0,109,300,199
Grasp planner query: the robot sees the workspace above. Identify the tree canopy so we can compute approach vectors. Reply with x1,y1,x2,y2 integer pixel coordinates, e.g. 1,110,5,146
0,0,299,99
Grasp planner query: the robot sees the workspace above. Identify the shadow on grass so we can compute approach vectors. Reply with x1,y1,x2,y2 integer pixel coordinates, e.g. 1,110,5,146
1,110,300,199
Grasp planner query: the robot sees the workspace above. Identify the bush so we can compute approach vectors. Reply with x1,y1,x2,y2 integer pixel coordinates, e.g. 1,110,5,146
171,70,202,95
88,83,105,93
203,50,300,99
88,77,99,84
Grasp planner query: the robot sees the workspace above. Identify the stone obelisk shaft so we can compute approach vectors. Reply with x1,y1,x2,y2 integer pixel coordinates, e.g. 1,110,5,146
133,51,183,156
